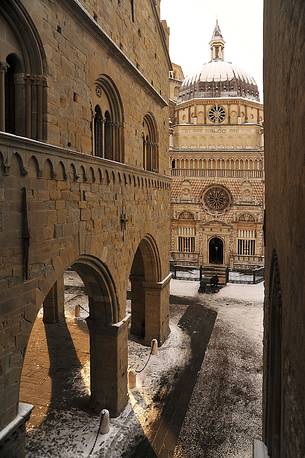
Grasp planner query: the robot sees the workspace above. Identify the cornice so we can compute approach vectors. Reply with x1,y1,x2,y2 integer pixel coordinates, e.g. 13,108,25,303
176,97,264,110
61,0,168,107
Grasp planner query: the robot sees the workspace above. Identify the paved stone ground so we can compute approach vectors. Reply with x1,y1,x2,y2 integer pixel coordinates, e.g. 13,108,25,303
126,281,263,457
20,280,263,457
20,316,90,428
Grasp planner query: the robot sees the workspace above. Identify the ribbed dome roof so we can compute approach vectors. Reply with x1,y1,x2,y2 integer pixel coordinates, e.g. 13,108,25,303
178,21,260,102
182,61,257,87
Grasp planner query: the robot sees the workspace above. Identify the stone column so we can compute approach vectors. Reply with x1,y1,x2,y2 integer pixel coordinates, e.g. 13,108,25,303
14,73,26,136
86,316,128,417
130,274,145,338
25,75,32,138
0,61,9,131
143,273,171,346
37,77,43,141
43,277,65,323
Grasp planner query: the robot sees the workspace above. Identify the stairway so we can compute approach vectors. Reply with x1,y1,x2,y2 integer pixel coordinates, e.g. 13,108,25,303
201,265,228,286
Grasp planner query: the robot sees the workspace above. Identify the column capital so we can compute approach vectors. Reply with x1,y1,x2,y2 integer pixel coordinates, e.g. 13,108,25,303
0,61,9,73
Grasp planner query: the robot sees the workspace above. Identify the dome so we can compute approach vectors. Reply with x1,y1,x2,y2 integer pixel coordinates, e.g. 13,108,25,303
178,21,260,103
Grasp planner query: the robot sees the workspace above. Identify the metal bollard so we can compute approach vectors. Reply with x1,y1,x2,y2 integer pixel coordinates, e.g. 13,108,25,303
128,369,137,389
99,409,110,435
151,339,158,355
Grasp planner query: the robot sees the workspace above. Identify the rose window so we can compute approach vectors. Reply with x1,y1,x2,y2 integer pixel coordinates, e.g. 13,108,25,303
208,105,226,123
203,186,231,211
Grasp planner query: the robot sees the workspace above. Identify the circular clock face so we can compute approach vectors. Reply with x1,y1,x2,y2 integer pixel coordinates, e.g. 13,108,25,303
208,105,226,123
203,186,231,212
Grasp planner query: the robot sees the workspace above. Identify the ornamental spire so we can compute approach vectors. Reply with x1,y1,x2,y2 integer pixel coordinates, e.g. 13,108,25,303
210,19,225,61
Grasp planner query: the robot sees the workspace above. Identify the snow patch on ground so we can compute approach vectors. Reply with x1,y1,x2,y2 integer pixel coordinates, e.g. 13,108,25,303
26,291,190,458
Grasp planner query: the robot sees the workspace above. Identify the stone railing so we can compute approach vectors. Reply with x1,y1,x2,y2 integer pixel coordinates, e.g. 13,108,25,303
231,254,264,265
171,168,264,178
0,132,171,190
171,251,200,265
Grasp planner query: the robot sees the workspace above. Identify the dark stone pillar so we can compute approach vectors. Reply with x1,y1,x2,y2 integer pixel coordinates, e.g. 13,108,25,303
86,316,128,417
43,277,65,323
130,274,145,338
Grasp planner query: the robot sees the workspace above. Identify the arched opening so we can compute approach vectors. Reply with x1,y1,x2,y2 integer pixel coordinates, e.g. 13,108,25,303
142,113,159,172
4,54,19,134
0,4,47,139
104,110,113,160
19,256,127,451
128,236,163,345
94,105,103,157
209,237,224,264
265,251,282,457
94,75,124,162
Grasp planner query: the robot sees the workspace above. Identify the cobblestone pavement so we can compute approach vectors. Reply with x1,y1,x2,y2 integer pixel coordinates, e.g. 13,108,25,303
128,281,263,458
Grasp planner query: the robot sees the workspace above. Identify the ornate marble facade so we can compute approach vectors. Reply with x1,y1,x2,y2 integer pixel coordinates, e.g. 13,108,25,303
169,22,264,271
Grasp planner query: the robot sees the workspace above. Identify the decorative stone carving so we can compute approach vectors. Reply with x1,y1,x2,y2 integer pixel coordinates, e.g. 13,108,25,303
203,185,231,212
208,105,226,123
238,213,255,222
178,211,194,220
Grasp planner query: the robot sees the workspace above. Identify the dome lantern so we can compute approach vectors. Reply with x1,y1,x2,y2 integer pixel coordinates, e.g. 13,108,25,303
178,21,260,103
210,19,225,61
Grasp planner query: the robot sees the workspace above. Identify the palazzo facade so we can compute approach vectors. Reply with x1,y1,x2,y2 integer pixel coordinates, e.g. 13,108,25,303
0,1,171,455
169,22,264,275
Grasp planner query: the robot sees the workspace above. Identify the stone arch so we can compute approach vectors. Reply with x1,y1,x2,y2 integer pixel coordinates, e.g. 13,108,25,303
0,1,47,139
28,155,41,178
95,75,124,162
129,234,166,345
69,163,78,181
80,165,86,182
142,112,159,172
19,254,125,435
265,250,282,457
57,160,67,181
43,158,55,179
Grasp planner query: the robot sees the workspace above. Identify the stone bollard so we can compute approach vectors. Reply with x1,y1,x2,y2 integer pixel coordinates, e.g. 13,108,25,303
99,409,110,435
151,339,158,355
128,369,137,389
75,304,80,317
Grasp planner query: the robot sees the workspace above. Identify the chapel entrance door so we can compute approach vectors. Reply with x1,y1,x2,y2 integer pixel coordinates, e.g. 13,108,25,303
209,237,224,264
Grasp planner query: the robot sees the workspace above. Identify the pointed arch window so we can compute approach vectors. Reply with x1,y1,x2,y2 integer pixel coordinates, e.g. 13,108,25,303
104,111,113,160
142,113,159,172
0,4,47,140
94,105,103,157
93,76,124,162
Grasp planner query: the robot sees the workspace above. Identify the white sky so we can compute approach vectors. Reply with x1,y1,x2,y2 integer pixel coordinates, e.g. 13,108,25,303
160,0,264,97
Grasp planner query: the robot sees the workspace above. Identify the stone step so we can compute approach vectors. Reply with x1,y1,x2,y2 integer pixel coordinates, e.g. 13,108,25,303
201,265,228,285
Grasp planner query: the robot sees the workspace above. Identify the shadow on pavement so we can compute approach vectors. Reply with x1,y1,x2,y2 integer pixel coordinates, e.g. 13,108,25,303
125,301,217,457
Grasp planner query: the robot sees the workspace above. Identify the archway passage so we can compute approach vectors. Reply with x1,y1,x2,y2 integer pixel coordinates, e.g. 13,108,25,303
129,235,169,346
209,237,224,264
19,255,128,440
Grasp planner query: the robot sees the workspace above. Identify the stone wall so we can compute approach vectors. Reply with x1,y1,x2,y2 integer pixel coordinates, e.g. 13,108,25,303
0,0,171,448
18,0,170,173
0,132,171,430
263,0,305,455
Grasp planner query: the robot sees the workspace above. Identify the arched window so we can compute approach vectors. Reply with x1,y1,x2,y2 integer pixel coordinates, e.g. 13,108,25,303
4,54,17,134
104,111,113,160
94,105,103,157
0,4,47,140
142,113,158,172
94,75,124,162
